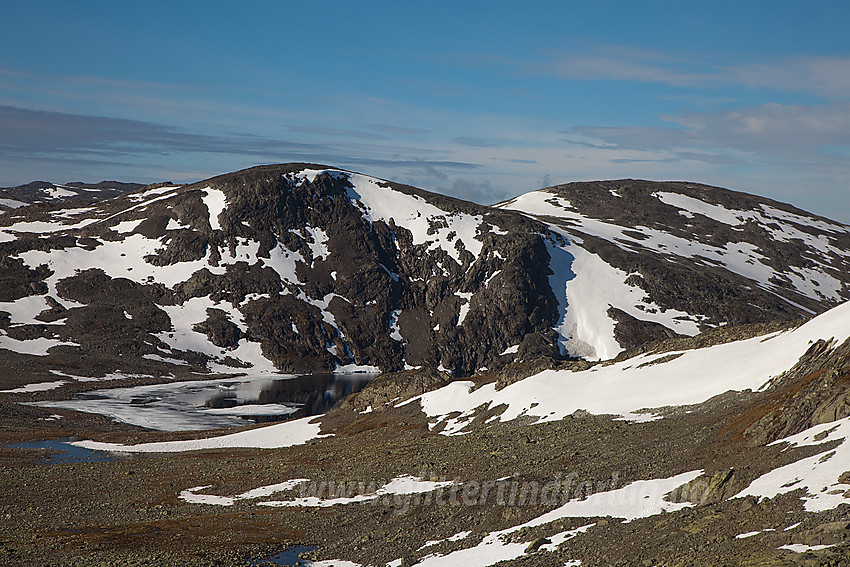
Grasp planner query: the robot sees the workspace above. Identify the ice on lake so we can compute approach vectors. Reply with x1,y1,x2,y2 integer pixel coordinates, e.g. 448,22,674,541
33,373,376,431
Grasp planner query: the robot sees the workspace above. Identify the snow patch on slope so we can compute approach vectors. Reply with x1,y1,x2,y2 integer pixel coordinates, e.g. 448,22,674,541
0,198,26,209
180,479,310,506
0,380,67,393
73,414,326,452
17,234,222,294
262,242,305,286
201,187,227,230
0,334,77,356
547,241,700,360
1,218,98,234
260,475,455,508
409,300,850,434
0,295,53,325
654,192,747,225
156,296,278,373
735,416,850,512
304,226,330,261
456,292,473,326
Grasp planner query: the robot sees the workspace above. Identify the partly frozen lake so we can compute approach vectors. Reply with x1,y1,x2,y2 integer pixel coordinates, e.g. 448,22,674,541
34,373,376,431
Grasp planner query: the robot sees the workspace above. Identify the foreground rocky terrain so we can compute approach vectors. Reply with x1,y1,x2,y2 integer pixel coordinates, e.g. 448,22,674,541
2,300,849,566
1,165,849,566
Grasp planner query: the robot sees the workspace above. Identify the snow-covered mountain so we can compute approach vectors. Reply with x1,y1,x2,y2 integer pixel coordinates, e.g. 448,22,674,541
498,179,850,359
1,165,849,376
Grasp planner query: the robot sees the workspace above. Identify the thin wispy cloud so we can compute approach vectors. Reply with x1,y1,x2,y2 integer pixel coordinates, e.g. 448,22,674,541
0,105,481,186
287,125,387,140
0,105,322,157
537,48,850,99
454,137,500,148
368,124,433,136
575,101,850,163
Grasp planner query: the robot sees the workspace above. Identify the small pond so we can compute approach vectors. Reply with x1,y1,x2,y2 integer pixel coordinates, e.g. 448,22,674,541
250,545,318,566
6,438,117,464
34,373,377,431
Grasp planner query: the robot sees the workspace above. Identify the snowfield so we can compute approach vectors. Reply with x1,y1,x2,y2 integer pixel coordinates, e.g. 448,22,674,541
73,414,327,452
546,240,701,360
735,416,850,512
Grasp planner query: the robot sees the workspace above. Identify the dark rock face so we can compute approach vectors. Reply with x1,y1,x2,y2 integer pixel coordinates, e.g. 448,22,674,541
608,307,681,350
739,336,850,445
0,165,561,375
193,308,244,348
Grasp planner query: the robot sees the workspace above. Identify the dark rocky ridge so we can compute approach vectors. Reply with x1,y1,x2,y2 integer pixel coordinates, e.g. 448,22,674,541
0,180,145,206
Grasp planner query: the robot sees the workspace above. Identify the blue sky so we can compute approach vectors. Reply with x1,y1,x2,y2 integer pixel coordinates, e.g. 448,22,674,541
2,1,850,220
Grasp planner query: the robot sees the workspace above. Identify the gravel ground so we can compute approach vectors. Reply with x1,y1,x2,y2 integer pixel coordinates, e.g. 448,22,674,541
2,379,849,566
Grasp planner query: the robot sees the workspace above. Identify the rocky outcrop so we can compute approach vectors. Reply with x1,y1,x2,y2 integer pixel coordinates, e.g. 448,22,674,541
740,337,850,445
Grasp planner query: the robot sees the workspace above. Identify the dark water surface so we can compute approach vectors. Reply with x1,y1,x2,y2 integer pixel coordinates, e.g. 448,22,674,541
204,373,374,418
7,438,117,464
249,545,318,566
34,373,377,431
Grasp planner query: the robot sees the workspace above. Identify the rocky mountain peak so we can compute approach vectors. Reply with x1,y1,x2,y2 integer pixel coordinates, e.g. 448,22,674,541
0,165,562,376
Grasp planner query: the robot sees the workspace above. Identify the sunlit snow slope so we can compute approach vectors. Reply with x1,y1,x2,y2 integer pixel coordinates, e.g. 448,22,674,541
409,298,850,433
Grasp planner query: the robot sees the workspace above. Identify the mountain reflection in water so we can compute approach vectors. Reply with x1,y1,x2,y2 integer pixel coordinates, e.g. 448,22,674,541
203,373,375,420
33,373,378,431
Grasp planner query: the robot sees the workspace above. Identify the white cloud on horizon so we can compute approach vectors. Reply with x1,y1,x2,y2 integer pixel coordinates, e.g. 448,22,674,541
575,100,850,164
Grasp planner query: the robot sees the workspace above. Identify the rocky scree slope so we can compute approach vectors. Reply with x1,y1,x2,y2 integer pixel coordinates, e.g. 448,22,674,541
64,294,850,566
